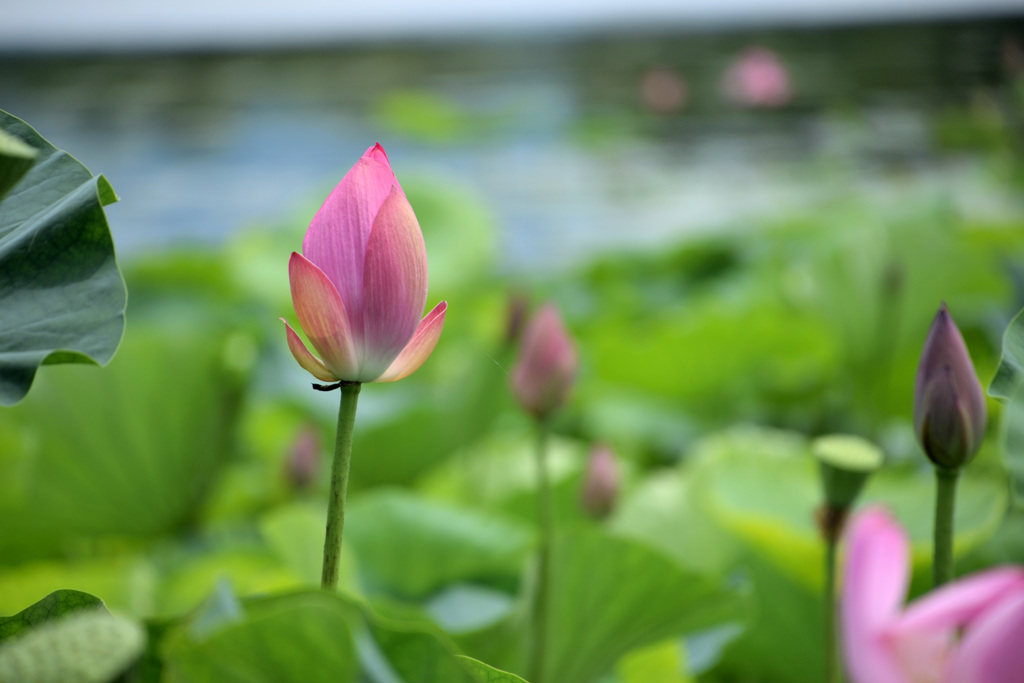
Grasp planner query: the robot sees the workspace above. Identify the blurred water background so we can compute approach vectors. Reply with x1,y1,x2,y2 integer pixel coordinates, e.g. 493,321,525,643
2,6,1022,272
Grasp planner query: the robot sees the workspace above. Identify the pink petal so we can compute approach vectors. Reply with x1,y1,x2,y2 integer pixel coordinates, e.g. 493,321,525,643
948,589,1024,683
302,143,399,337
841,507,912,683
359,186,428,379
281,319,338,382
373,301,447,383
288,252,360,380
894,567,1024,634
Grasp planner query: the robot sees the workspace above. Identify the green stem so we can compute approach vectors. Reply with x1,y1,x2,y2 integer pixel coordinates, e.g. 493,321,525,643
933,466,960,588
321,381,361,590
825,532,840,683
529,420,553,683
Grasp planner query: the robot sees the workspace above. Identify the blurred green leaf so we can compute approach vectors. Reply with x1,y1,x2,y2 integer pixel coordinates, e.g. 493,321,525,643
0,324,243,562
0,110,126,406
457,655,529,683
617,639,692,683
692,426,1007,587
346,490,532,599
0,609,144,683
0,590,104,644
164,592,357,683
258,502,361,593
461,530,747,683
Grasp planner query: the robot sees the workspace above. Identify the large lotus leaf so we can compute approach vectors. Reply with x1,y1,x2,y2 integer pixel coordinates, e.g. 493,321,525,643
458,530,746,683
0,323,243,562
345,490,532,599
0,110,126,406
0,590,104,644
163,592,357,683
165,588,513,683
0,609,144,683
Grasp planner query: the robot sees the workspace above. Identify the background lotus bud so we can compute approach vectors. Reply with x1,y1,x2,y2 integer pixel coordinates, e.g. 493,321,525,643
914,303,987,469
581,444,620,519
281,143,447,385
284,425,320,492
511,303,578,420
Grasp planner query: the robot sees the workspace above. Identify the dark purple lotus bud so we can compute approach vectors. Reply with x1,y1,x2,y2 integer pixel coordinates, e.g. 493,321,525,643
581,444,620,520
511,303,578,420
914,303,987,469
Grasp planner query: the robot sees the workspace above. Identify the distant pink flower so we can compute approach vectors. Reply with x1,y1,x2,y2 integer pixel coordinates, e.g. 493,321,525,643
841,507,1024,683
282,144,447,383
722,47,791,108
511,304,578,420
581,444,620,519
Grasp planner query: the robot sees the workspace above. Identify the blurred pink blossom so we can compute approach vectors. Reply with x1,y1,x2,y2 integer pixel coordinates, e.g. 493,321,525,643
842,507,1024,683
722,47,792,108
580,443,620,519
511,303,578,420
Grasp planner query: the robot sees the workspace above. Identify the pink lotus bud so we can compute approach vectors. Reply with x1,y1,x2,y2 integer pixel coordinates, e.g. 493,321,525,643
281,143,447,384
285,426,321,491
511,303,578,420
722,47,791,109
914,303,987,469
581,444,620,519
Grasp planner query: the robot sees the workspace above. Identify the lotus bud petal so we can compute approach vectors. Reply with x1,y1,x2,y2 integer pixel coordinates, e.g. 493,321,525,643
282,144,446,384
511,303,578,420
913,303,987,469
581,444,620,519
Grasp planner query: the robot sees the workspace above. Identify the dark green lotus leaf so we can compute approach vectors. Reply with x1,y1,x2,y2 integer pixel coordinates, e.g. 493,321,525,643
0,589,105,644
0,110,126,406
990,305,1024,401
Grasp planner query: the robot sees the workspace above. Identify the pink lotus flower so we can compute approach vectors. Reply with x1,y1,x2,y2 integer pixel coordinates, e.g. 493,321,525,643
722,47,791,108
282,144,447,383
842,507,1024,683
511,303,578,420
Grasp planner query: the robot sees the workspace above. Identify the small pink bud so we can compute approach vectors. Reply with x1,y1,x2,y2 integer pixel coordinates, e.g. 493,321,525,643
914,303,987,469
285,426,321,491
510,303,578,420
581,444,620,519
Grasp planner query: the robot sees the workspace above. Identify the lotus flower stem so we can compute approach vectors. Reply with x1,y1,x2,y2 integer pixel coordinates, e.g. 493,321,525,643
530,419,553,683
933,466,960,587
321,381,361,589
824,534,841,683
